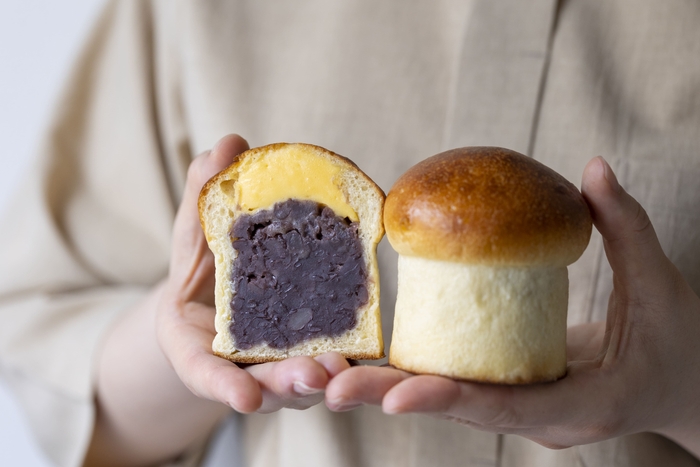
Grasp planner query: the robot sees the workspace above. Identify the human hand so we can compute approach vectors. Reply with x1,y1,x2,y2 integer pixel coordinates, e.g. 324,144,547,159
157,134,351,413
325,156,700,453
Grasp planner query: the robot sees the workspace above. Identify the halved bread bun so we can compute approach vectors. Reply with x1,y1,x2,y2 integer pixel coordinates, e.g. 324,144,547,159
198,143,385,363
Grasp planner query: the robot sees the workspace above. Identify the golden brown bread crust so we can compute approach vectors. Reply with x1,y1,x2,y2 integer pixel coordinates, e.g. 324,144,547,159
384,147,592,266
214,350,383,364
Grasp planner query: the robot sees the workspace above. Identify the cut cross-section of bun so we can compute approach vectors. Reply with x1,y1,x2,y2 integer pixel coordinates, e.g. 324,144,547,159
198,143,385,363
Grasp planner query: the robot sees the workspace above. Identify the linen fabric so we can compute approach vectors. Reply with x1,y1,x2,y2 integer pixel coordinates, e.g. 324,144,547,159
1,1,700,466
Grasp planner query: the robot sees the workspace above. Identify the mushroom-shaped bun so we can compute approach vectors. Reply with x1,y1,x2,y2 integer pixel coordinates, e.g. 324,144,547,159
385,147,592,383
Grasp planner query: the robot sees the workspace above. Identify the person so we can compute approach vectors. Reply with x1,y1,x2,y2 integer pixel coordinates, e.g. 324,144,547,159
1,1,699,466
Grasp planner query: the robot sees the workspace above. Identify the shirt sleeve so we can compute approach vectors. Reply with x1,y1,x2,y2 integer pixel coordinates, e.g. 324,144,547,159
0,1,192,465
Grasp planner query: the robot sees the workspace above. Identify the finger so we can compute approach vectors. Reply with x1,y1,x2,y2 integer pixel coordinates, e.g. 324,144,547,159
170,134,249,299
382,362,614,432
180,351,263,413
325,366,412,411
181,135,249,222
382,375,460,414
581,157,670,295
172,134,249,253
314,352,352,379
245,356,331,413
158,300,262,412
174,134,249,250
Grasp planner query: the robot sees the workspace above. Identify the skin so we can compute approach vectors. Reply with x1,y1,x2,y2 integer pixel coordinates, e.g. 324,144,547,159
84,135,351,466
325,156,700,459
85,136,700,463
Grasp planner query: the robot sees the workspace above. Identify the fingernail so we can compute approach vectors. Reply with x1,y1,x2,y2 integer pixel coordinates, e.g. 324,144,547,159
293,381,324,396
211,134,247,156
599,157,622,194
382,405,402,415
327,397,362,412
210,136,229,155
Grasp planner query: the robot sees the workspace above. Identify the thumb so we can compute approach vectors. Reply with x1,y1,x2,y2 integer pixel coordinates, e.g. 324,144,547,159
581,156,669,294
175,134,249,235
170,134,249,296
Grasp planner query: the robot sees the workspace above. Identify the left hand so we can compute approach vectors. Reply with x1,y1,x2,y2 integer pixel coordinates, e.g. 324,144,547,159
157,134,350,415
325,157,700,454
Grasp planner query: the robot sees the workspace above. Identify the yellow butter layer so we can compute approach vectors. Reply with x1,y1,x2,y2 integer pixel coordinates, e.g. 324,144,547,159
235,145,358,221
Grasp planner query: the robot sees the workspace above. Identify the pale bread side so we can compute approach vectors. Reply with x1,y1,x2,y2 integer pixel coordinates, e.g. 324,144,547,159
389,255,569,384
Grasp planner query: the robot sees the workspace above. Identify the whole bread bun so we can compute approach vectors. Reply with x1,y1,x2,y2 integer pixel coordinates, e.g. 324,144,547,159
199,143,385,363
386,147,592,383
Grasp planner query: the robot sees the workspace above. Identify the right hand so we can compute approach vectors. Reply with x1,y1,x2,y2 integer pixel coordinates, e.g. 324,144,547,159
157,134,351,413
325,157,700,457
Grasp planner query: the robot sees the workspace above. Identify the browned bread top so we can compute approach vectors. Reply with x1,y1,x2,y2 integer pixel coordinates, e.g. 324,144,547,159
384,147,592,266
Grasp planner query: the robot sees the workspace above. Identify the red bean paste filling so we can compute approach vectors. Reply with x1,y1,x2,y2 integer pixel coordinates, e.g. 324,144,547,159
230,199,368,350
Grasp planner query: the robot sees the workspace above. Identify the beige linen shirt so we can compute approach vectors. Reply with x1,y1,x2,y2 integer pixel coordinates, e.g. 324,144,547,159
1,1,700,466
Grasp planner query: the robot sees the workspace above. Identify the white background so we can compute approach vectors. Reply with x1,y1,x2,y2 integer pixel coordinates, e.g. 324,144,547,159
0,1,106,465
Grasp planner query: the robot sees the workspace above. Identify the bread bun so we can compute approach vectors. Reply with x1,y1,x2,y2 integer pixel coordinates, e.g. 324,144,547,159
385,147,592,383
199,143,385,363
